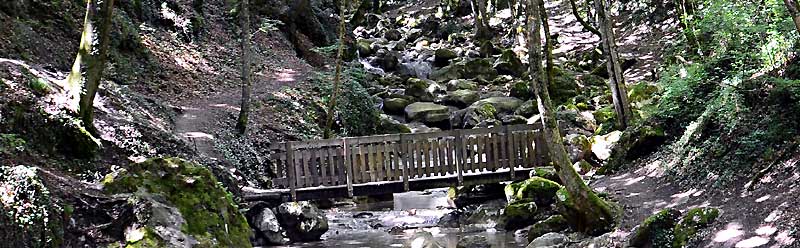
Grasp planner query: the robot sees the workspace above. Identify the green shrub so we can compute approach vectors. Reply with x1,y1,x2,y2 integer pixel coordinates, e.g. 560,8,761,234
311,65,380,137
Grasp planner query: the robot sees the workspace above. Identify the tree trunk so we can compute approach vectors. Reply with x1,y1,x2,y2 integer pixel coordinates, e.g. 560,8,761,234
568,0,601,36
596,0,632,130
66,0,116,135
323,0,348,139
784,0,800,33
539,0,555,87
236,0,252,135
675,0,701,55
472,0,491,40
527,0,615,235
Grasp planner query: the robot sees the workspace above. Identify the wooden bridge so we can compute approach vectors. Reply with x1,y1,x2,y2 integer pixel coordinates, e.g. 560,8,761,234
246,124,553,202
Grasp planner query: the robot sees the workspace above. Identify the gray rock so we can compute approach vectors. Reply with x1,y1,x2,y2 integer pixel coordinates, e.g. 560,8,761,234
277,201,329,242
527,233,568,248
407,231,444,248
494,49,525,77
385,29,403,41
443,90,480,108
398,61,433,79
527,215,569,242
446,79,478,91
472,97,524,114
253,208,288,245
384,98,412,115
463,58,498,81
377,114,412,134
457,235,491,248
435,48,458,66
430,64,464,83
405,102,450,123
501,115,528,125
405,78,439,102
515,100,539,117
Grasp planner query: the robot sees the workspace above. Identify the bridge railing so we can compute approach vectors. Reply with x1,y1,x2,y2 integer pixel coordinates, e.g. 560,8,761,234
269,124,551,198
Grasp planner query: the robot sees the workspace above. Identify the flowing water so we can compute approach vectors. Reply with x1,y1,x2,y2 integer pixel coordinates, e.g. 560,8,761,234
273,188,529,248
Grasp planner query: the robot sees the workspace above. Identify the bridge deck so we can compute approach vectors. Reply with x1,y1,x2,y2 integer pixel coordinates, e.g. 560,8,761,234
251,124,552,202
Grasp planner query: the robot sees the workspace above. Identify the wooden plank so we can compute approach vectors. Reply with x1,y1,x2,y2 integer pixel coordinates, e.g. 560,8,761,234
302,149,312,187
376,143,385,181
466,136,475,173
454,130,464,185
424,139,433,176
400,135,410,190
527,131,537,167
439,138,448,176
312,148,322,186
506,126,516,179
431,138,441,176
367,144,376,182
322,147,331,186
492,133,502,171
352,145,362,184
443,138,453,175
414,140,423,178
285,142,296,200
386,142,395,181
344,141,354,197
478,134,486,172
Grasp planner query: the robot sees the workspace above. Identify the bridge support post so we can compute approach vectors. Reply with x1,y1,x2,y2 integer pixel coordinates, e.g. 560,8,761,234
454,129,464,186
505,125,515,180
399,134,410,191
285,141,297,201
343,139,354,198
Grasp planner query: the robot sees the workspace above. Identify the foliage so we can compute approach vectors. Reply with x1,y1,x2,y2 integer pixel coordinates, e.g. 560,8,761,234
27,77,51,95
257,18,283,34
0,165,63,247
0,133,26,155
311,65,380,137
636,0,800,186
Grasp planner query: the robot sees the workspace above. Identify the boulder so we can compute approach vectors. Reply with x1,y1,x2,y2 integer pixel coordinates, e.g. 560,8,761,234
443,90,480,108
405,78,436,102
504,177,561,205
434,48,459,66
277,201,329,242
527,233,568,248
510,81,532,100
528,167,560,183
514,100,539,118
384,98,412,115
472,97,524,114
527,215,569,242
494,49,524,77
466,199,507,225
407,232,444,248
252,208,288,245
463,58,498,81
385,29,403,41
457,103,497,129
497,201,539,230
501,115,528,125
371,49,401,71
457,236,490,248
628,208,681,248
0,165,63,247
449,183,507,207
673,207,720,247
103,158,252,247
356,39,375,57
398,61,433,79
405,102,450,123
446,79,478,91
430,64,464,83
377,114,412,134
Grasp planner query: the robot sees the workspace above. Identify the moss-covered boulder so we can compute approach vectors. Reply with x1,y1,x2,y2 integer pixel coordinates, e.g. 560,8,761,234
0,165,63,247
405,102,450,124
514,100,539,118
457,102,497,129
628,208,681,248
430,64,464,83
104,158,252,248
554,188,617,235
494,49,524,77
377,114,412,134
497,201,538,230
548,67,579,105
527,215,569,242
462,58,498,81
505,177,562,206
528,167,561,183
510,81,532,100
356,39,375,57
673,207,720,247
601,124,667,174
405,78,437,102
434,48,458,66
384,98,412,115
443,90,480,108
446,79,479,91
472,97,524,114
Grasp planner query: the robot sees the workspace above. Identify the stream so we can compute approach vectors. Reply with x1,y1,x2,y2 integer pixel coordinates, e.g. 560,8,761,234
271,188,529,248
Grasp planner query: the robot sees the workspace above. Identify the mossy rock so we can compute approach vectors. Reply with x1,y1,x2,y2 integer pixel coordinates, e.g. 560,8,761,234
601,123,667,174
405,78,435,102
554,187,617,235
494,49,524,77
434,48,458,66
497,201,538,231
527,215,569,242
549,67,579,105
510,81,532,100
505,176,561,206
383,98,411,115
529,167,560,183
514,100,539,118
104,158,252,248
673,207,720,247
462,58,497,81
628,208,681,248
471,97,523,114
446,79,478,91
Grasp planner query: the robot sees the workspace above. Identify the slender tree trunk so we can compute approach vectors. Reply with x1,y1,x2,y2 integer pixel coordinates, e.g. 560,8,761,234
66,0,116,135
527,0,615,234
568,0,601,36
784,0,800,33
236,0,252,134
596,0,632,130
675,0,700,55
324,0,348,139
539,0,555,87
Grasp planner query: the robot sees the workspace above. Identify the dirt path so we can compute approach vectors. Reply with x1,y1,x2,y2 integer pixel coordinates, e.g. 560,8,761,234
174,66,311,161
591,153,800,247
